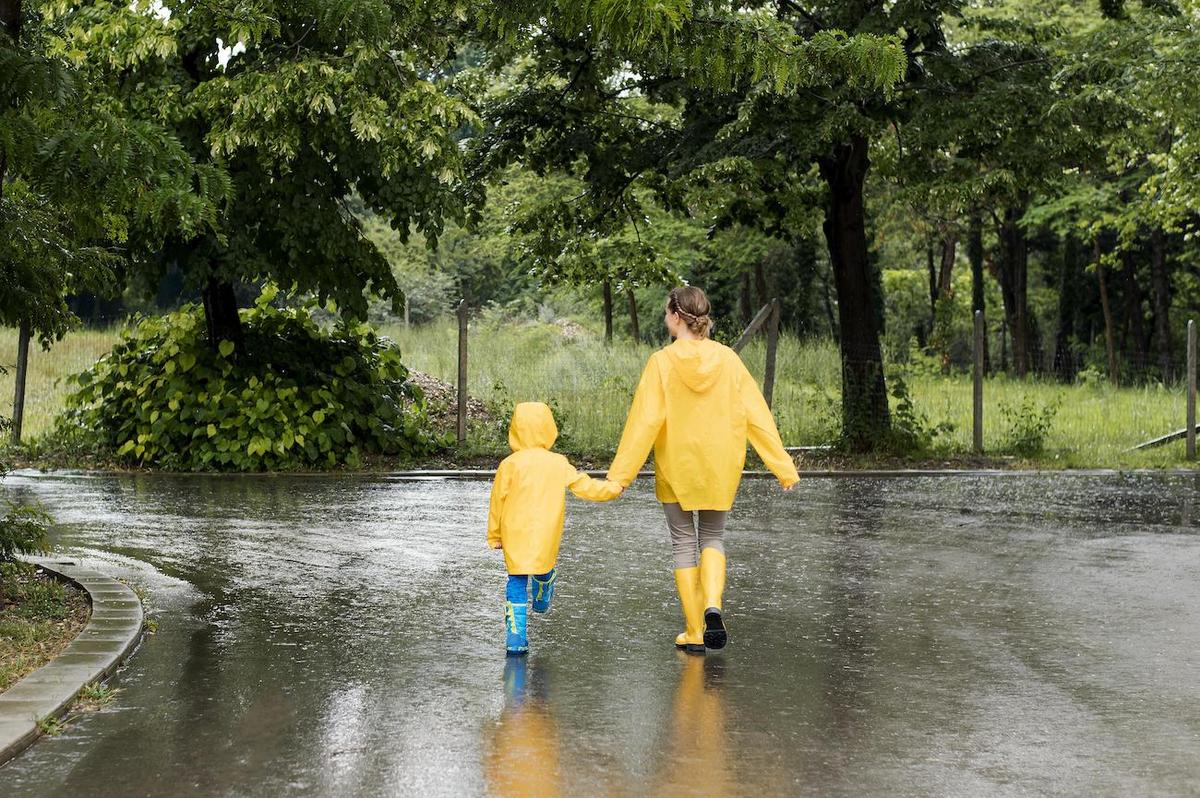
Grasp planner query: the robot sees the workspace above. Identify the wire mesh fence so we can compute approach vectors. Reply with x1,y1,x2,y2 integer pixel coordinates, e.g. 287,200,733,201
2,308,1198,463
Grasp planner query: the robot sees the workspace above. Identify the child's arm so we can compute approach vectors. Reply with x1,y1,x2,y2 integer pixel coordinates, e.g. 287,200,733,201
565,461,623,502
487,462,509,548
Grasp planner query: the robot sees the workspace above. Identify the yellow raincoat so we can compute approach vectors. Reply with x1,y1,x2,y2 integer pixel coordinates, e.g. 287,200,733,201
488,402,621,574
607,338,799,511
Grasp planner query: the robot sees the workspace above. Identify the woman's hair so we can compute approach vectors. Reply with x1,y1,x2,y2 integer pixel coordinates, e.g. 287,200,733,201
667,286,713,338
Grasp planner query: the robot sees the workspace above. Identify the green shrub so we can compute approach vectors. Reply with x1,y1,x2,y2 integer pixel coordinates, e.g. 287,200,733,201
884,374,954,454
0,503,51,564
58,294,444,471
999,395,1060,456
0,505,52,603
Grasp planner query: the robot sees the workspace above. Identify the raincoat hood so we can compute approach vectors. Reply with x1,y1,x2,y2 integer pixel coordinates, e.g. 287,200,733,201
508,402,558,451
664,339,724,393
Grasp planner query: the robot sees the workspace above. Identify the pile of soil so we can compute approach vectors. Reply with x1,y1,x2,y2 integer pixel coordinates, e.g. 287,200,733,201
405,370,495,434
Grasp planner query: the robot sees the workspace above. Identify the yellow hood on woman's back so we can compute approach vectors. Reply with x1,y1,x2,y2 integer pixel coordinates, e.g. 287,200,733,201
662,339,724,393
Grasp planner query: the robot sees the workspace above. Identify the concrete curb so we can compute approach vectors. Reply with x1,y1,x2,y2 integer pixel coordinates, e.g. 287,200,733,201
0,558,144,767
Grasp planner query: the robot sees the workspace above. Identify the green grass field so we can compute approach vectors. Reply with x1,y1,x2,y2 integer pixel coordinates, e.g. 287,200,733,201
1,319,1195,468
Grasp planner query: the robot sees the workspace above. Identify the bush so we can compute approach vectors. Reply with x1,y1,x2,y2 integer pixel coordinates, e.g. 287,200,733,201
0,503,51,564
0,504,52,603
58,294,444,471
999,395,1059,456
884,374,954,454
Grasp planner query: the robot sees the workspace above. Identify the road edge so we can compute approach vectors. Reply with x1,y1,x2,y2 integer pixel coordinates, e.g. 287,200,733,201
0,558,144,768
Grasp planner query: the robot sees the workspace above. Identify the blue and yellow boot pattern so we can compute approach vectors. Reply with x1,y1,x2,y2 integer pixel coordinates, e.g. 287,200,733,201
530,569,556,614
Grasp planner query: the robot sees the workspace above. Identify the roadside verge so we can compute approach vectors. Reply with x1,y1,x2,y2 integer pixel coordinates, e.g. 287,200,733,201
0,558,144,767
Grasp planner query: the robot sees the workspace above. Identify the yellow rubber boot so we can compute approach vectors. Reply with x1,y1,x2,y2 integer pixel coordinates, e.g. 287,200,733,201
672,567,705,654
699,548,727,650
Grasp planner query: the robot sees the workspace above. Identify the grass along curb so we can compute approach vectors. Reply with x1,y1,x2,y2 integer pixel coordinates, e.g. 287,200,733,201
0,558,144,767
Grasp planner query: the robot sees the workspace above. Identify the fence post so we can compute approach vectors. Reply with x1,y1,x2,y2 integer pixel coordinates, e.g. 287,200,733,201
457,300,468,447
763,299,781,408
973,310,984,454
732,302,773,354
1188,319,1196,461
11,320,31,446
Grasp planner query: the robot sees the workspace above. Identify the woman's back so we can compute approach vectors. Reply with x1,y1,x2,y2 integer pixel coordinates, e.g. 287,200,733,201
608,337,796,511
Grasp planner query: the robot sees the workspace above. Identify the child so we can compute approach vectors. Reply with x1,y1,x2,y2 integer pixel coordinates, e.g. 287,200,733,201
488,402,622,655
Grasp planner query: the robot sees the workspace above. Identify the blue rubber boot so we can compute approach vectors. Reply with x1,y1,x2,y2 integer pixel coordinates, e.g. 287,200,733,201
505,575,529,656
505,601,528,656
530,569,557,614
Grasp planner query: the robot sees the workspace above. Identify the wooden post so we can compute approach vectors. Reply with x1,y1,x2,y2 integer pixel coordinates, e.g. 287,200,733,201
973,310,984,454
457,300,468,447
1188,319,1196,461
404,294,410,328
11,320,30,445
732,303,773,354
763,299,781,408
602,280,613,344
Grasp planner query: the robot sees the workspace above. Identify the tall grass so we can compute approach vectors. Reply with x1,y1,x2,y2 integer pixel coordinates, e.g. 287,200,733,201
0,327,121,440
1,318,1195,466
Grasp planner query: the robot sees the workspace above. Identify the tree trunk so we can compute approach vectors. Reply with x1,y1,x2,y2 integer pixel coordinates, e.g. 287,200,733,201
202,277,244,353
602,279,613,344
626,288,640,344
0,1,20,199
1122,250,1148,378
1150,227,1172,382
818,135,890,450
739,270,752,326
754,258,768,308
937,233,957,300
0,0,22,42
968,210,989,373
926,240,937,330
1095,240,1119,386
1053,236,1081,382
820,258,838,340
996,207,1030,377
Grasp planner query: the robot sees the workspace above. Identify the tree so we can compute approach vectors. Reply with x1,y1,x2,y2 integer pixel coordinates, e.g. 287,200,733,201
50,0,481,350
473,3,906,448
1,0,219,344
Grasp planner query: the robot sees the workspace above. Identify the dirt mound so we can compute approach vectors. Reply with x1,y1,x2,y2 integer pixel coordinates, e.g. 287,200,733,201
405,370,493,433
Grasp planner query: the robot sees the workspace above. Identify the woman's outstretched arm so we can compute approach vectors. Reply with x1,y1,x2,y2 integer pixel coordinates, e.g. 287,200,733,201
607,356,667,487
737,359,800,488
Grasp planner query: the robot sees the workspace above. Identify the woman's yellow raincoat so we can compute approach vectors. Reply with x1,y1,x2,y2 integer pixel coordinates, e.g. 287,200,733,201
607,338,799,511
488,402,621,575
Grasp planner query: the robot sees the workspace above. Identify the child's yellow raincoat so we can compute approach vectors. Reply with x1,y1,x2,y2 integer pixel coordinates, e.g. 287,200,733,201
607,338,799,511
488,402,621,574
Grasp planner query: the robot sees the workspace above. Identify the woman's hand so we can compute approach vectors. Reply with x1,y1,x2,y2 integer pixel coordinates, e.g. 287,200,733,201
781,481,796,492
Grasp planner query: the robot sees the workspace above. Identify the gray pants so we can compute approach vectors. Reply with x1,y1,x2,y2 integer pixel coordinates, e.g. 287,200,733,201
663,503,728,569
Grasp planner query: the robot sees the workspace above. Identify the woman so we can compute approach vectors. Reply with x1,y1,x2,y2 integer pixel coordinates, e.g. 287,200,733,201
607,286,799,653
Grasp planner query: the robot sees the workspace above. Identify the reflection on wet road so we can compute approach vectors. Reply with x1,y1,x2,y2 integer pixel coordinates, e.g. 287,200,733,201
1,472,1198,796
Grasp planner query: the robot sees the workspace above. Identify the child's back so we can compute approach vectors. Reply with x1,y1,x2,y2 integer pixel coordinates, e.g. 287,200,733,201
488,402,620,655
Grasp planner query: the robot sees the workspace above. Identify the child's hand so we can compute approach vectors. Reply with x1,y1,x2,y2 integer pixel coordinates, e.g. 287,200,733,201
490,541,503,550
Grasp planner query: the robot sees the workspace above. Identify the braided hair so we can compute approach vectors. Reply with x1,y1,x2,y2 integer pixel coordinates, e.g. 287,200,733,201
667,286,713,338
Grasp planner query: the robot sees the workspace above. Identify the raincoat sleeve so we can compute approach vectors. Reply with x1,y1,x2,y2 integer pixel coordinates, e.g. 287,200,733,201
487,461,509,549
607,356,667,486
566,468,623,502
738,359,800,488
